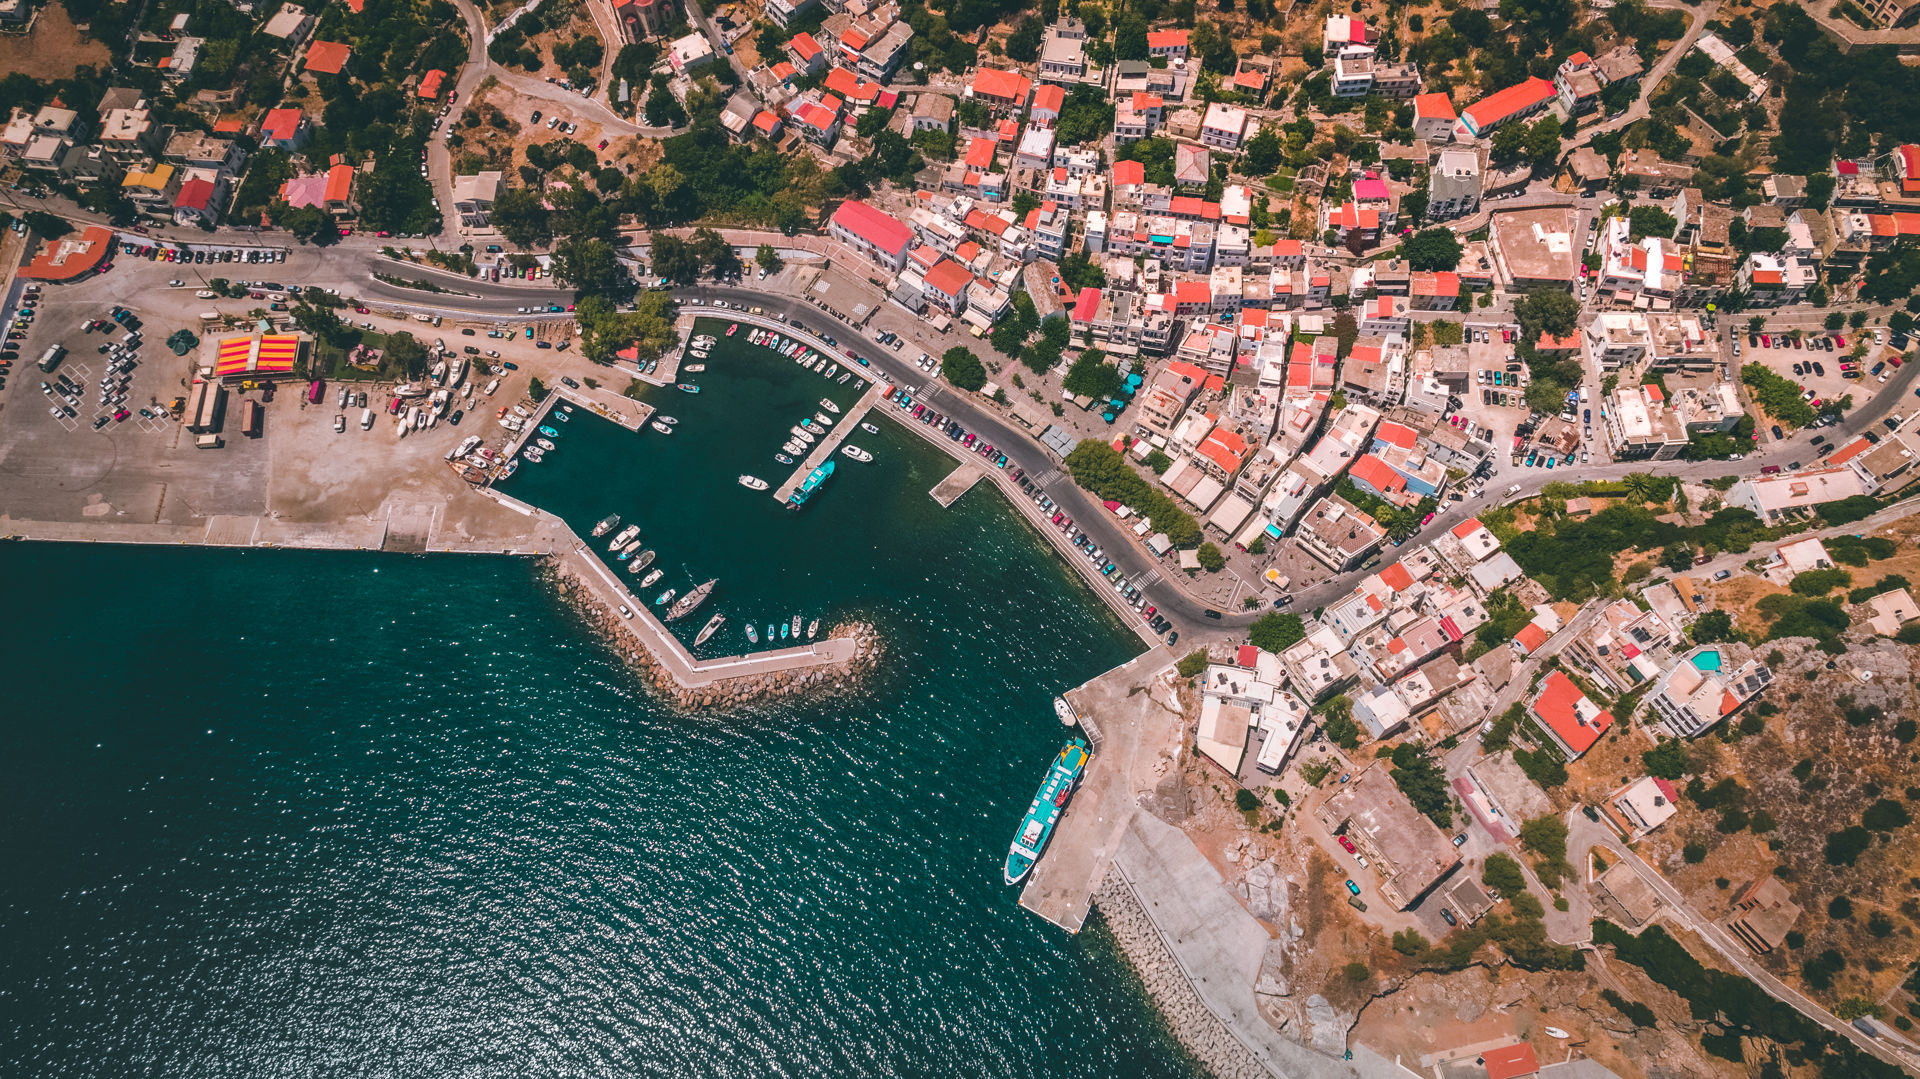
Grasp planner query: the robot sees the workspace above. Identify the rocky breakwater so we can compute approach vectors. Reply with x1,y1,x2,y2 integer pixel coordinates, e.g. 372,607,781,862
543,556,884,710
1092,869,1273,1079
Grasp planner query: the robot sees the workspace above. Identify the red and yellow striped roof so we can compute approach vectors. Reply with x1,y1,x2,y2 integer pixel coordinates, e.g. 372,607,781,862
214,334,300,378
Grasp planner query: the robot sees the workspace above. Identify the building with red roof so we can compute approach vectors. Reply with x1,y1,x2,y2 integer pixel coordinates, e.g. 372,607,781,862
823,66,880,104
1147,29,1189,58
1346,452,1408,502
751,110,783,139
172,176,219,224
20,225,115,281
1112,159,1145,188
1529,670,1613,759
970,67,1032,110
417,69,446,100
964,136,996,170
786,32,825,72
1409,270,1461,310
1030,83,1065,122
260,107,309,150
1460,77,1555,138
1480,1042,1540,1079
920,257,973,314
1411,91,1455,142
827,199,913,271
303,40,352,75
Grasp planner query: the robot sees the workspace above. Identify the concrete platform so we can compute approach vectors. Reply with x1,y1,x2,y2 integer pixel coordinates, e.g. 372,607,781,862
930,463,986,507
1017,645,1180,932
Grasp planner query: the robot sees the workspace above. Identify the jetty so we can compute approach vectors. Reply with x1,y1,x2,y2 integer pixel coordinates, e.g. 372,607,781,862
930,463,987,507
773,377,884,504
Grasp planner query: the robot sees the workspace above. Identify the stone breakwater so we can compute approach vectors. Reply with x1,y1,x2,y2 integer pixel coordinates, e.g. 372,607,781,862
542,556,884,710
1093,869,1274,1079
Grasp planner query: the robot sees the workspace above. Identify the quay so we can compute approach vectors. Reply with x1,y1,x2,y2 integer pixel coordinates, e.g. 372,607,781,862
929,463,986,508
773,378,884,503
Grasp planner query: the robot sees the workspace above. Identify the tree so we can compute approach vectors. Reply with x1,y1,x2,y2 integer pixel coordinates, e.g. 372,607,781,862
1824,311,1847,332
1249,613,1305,653
1062,350,1122,398
651,233,701,284
23,210,70,239
1320,694,1361,749
1004,15,1043,62
280,204,336,244
1483,853,1527,895
490,186,553,248
1113,14,1148,60
385,333,429,380
755,243,783,274
1826,825,1873,866
1195,542,1226,572
1643,739,1688,780
1627,205,1678,242
1690,609,1737,643
1404,227,1463,271
1389,742,1453,827
552,235,628,296
941,346,987,391
1515,287,1581,342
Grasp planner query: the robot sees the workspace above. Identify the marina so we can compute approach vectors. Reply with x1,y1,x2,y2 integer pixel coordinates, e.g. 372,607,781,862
773,379,884,504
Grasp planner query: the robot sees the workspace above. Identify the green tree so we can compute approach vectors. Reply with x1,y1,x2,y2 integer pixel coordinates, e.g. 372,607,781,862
1403,227,1463,271
1249,613,1305,653
755,243,783,274
1482,853,1527,895
1195,543,1226,572
1062,349,1122,398
491,186,553,249
1389,742,1453,827
651,233,702,284
941,346,988,391
1321,694,1361,749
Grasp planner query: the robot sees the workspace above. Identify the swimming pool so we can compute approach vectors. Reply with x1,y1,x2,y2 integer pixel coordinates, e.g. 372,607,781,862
1692,649,1724,672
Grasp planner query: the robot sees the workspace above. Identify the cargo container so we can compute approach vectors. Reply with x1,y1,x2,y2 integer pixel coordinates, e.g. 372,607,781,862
242,399,261,438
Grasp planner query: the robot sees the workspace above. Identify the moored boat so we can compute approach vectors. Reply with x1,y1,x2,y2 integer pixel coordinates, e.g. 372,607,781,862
1004,738,1091,885
860,422,879,434
789,426,816,444
807,619,819,639
1054,697,1077,727
522,447,544,462
628,549,657,573
591,514,620,538
837,371,852,384
539,424,558,437
666,578,717,622
654,588,676,606
842,445,872,463
786,460,834,508
813,412,834,427
554,410,569,422
609,524,640,551
779,622,789,640
657,416,678,426
774,453,794,465
726,323,738,336
651,421,674,435
640,568,663,587
746,624,759,644
739,475,769,490
536,438,556,451
820,397,841,414
790,614,801,638
684,364,706,372
677,383,701,394
694,613,726,646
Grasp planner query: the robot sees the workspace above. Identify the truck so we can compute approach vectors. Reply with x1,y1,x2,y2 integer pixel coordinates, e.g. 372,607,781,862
37,343,65,373
195,433,223,449
242,399,262,438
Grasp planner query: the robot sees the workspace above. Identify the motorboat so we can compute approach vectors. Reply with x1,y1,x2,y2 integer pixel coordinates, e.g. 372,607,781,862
837,372,852,384
591,514,620,538
813,412,835,428
726,323,738,336
657,416,679,426
789,426,816,444
553,410,569,422
800,419,823,435
651,421,674,435
842,445,872,463
820,397,841,414
860,422,879,434
688,349,709,359
560,404,573,413
825,365,839,379
677,383,701,394
779,622,789,640
765,624,775,641
654,588,677,606
790,614,801,638
694,613,725,646
640,568,663,587
774,453,794,465
536,438,556,451
627,549,656,574
430,360,447,384
739,475,769,490
807,619,819,640
609,525,641,552
522,447,544,462
539,425,559,437
746,624,759,644
684,364,706,373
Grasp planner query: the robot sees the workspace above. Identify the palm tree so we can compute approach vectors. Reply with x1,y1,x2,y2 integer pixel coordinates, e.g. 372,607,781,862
1622,472,1661,503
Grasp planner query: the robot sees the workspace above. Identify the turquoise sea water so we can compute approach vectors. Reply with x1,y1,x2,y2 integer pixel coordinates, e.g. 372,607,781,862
0,321,1202,1077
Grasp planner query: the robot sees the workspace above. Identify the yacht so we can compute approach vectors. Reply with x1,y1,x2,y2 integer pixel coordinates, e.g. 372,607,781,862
819,398,841,414
657,416,679,426
789,426,816,444
640,568,663,588
651,421,674,435
608,525,641,552
694,613,725,646
739,475,769,490
813,412,834,427
841,445,872,463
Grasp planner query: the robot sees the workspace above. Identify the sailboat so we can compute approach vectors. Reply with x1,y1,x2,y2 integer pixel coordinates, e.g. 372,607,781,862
694,613,726,646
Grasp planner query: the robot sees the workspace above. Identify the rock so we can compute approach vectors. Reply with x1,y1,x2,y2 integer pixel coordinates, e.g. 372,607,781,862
1242,860,1285,921
1303,994,1352,1056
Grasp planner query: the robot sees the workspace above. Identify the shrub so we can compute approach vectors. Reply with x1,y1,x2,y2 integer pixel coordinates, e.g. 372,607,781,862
1826,825,1874,865
1683,841,1708,863
1601,989,1658,1027
1790,567,1853,595
1234,788,1261,813
1830,895,1854,919
1483,853,1527,894
1176,650,1209,678
1863,798,1911,832
1249,613,1305,653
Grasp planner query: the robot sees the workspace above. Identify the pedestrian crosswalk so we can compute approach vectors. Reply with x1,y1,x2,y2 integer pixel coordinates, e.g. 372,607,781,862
1132,568,1163,589
1032,468,1064,487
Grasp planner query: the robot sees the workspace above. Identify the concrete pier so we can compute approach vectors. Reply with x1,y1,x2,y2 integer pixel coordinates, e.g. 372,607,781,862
930,463,986,507
773,378,883,503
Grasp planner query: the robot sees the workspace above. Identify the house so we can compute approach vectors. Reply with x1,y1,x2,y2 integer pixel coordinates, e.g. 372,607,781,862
1725,877,1802,955
1411,92,1455,143
787,32,827,72
1410,271,1461,311
1554,51,1605,114
1529,671,1613,760
969,67,1032,112
1294,494,1387,572
1647,645,1772,738
1488,207,1580,291
1317,764,1461,910
1199,103,1252,151
450,171,501,227
918,257,972,315
669,32,716,75
96,105,162,162
829,199,914,271
1322,14,1377,53
1457,77,1555,138
1147,29,1189,60
1029,83,1065,124
1608,776,1680,838
1727,461,1874,522
417,68,446,101
260,107,310,151
302,40,352,75
1864,588,1920,636
1428,148,1482,219
1038,17,1087,83
1478,1043,1541,1079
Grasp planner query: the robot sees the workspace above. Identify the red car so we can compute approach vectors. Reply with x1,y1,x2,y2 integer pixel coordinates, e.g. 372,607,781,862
1892,356,1905,368
113,407,130,421
353,306,369,314
1338,835,1357,854
1142,605,1156,620
1761,335,1771,347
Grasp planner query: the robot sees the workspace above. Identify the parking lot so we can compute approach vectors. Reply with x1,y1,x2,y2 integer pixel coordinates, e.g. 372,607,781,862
1746,326,1904,433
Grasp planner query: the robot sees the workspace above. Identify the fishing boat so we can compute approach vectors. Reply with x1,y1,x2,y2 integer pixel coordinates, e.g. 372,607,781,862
860,422,879,434
779,622,789,640
499,459,519,479
666,578,717,622
1004,738,1091,885
677,383,701,394
640,568,663,587
820,397,841,414
657,416,679,426
522,447,544,462
688,349,709,359
554,410,570,422
651,421,675,435
609,525,641,551
684,364,706,373
726,323,738,336
825,364,839,379
536,438,556,452
774,453,794,465
800,419,823,435
1054,697,1077,727
692,334,716,347
654,588,677,606
790,614,801,638
789,426,816,444
628,549,656,574
786,460,835,509
746,624,759,644
842,445,872,463
694,613,726,646
739,475,769,490
806,619,819,640
539,425,559,437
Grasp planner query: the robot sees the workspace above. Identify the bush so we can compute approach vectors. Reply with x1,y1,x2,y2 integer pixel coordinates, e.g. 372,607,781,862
1826,825,1874,865
1790,567,1853,595
1830,895,1854,919
1601,989,1658,1027
1176,650,1210,678
1249,613,1305,653
1234,788,1261,813
1483,853,1527,895
1342,961,1370,983
1683,841,1708,863
1643,739,1689,779
1863,798,1911,832
1064,440,1201,548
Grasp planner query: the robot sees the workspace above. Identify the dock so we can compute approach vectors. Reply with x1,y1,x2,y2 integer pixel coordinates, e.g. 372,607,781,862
772,377,884,503
930,463,987,507
1017,645,1179,932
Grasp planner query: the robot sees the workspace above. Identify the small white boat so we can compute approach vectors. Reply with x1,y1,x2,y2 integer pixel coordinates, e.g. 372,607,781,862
522,446,544,462
536,438,556,451
826,365,839,378
609,525,640,551
837,372,852,384
685,364,706,373
657,416,679,426
813,412,834,427
806,619,819,640
651,421,674,435
739,475,769,490
640,568,663,587
789,426,816,444
820,398,841,414
1054,697,1077,726
842,445,872,463
782,439,806,454
860,422,879,434
688,348,709,359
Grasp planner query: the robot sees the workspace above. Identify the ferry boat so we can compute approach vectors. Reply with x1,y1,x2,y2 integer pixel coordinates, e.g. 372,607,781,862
739,475,769,490
746,624,759,644
666,578,717,622
640,568,663,588
677,383,701,394
1004,738,1091,886
1054,697,1077,727
654,588,676,606
842,445,872,463
726,323,738,336
539,425,558,437
608,525,640,551
536,438,556,452
786,459,835,509
694,613,726,646
820,398,841,414
860,422,879,435
774,453,794,465
628,549,657,574
651,421,675,435
806,619,819,640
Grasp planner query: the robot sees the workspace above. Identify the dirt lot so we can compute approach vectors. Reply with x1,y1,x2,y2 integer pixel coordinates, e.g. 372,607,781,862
0,7,112,79
452,79,651,183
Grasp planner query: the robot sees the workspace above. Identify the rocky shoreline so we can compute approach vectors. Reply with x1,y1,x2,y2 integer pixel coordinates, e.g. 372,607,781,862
1092,868,1274,1079
543,555,884,709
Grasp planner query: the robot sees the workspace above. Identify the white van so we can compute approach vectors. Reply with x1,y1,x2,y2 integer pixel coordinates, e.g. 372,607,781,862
360,407,374,429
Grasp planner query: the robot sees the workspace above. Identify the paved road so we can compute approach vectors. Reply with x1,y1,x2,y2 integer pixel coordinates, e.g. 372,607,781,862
1559,0,1719,161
